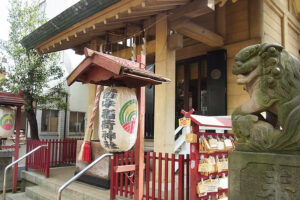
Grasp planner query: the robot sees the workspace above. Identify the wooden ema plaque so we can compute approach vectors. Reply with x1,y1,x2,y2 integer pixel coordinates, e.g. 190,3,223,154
181,109,233,200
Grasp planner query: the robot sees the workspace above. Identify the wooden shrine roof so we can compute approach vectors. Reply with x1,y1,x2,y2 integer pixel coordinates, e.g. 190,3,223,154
67,48,170,87
21,0,191,54
0,92,26,107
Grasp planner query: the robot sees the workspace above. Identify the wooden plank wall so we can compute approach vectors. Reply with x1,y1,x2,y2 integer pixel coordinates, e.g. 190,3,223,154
176,0,262,114
226,0,300,114
263,0,300,59
225,0,259,115
225,0,250,43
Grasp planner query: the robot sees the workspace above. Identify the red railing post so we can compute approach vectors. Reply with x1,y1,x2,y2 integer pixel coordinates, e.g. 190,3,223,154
145,152,150,200
124,151,129,198
186,154,190,200
158,153,162,199
12,106,21,193
178,155,184,200
120,153,124,196
152,152,156,199
171,154,175,200
164,153,169,200
115,154,119,197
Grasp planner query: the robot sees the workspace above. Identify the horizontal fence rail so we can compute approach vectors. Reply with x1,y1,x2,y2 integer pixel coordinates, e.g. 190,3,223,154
26,138,82,177
110,151,190,200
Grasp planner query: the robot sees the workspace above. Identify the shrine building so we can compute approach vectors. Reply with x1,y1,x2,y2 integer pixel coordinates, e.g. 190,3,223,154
22,0,300,154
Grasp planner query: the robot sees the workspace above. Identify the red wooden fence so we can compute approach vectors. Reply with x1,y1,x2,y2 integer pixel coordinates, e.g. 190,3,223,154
47,138,78,167
26,138,81,177
110,151,190,200
25,139,50,177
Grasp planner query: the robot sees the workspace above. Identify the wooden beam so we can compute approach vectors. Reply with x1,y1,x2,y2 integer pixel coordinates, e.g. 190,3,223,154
130,4,177,13
168,0,215,21
114,165,136,173
171,18,224,47
112,39,156,59
176,43,215,61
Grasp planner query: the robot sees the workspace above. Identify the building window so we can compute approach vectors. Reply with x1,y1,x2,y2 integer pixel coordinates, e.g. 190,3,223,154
41,110,59,132
69,112,85,134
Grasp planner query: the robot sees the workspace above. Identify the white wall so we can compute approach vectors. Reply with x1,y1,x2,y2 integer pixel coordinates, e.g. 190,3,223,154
35,0,88,139
68,82,89,112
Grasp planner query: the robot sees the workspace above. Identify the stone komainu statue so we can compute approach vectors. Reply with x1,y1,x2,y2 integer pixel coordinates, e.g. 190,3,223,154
232,43,300,153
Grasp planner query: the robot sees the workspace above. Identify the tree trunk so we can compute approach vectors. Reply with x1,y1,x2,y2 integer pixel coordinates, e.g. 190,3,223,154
26,108,39,140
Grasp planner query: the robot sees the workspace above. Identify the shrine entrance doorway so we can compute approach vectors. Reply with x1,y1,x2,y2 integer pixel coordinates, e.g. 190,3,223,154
175,50,227,126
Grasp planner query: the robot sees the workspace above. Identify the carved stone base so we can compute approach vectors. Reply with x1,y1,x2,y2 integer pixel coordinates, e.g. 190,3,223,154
0,150,14,191
229,151,300,200
75,140,110,188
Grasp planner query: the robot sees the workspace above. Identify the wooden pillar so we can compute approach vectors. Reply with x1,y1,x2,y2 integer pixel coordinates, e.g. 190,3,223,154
12,106,21,193
134,55,146,200
282,14,288,48
154,13,176,154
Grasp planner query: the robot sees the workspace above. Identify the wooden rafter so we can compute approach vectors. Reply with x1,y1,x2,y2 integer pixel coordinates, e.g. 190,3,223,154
170,18,224,47
168,0,215,21
215,0,238,7
35,0,192,54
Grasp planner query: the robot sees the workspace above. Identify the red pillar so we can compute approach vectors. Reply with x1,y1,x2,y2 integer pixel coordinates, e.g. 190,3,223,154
134,54,146,200
12,106,21,193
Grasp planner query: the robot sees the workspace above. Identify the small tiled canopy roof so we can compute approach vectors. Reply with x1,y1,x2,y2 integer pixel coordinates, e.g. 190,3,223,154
0,92,26,107
190,114,232,128
67,48,170,87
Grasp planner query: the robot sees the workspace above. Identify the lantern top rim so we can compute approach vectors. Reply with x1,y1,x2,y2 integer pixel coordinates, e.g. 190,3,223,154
67,48,170,88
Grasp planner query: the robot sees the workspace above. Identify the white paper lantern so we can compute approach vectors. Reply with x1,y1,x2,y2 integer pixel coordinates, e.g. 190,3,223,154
0,106,15,138
99,87,138,152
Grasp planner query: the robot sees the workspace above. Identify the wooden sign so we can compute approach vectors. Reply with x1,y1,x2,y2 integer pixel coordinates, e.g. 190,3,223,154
185,133,197,143
178,117,191,127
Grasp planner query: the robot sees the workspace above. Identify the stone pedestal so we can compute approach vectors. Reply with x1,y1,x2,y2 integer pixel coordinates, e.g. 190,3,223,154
229,151,300,200
75,140,110,188
0,150,14,191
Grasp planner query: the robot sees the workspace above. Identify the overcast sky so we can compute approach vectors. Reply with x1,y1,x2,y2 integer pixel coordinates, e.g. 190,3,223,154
0,0,80,41
0,0,10,41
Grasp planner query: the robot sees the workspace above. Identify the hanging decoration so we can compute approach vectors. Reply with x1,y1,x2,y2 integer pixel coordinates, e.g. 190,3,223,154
0,106,15,138
99,87,138,152
78,85,102,162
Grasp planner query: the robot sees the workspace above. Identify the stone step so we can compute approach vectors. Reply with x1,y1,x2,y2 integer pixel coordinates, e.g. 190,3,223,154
26,185,69,200
21,168,125,200
6,192,33,200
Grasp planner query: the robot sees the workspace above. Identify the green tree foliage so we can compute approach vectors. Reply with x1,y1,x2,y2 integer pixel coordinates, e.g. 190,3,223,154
0,0,68,139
